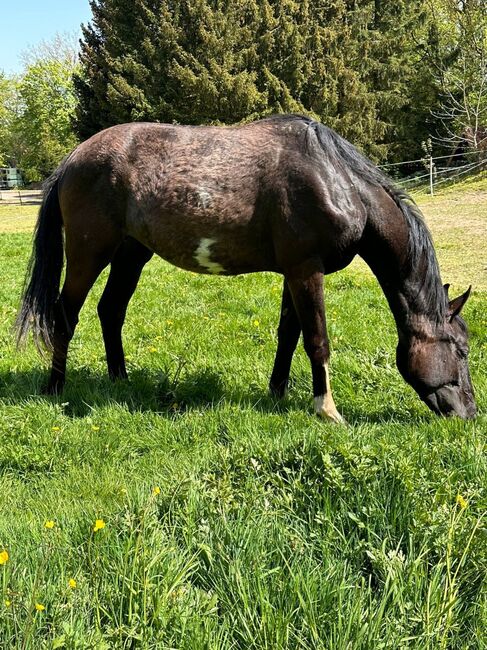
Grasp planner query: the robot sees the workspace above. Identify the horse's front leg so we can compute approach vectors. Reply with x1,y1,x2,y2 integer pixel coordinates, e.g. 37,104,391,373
269,279,301,397
286,260,344,424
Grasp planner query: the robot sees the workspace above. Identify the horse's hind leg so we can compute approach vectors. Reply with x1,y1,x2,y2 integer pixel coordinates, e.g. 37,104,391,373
46,248,117,394
286,261,344,423
269,279,301,397
97,237,153,379
45,221,124,394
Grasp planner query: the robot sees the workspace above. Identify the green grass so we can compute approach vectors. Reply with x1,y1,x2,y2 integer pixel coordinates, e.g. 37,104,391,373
0,221,486,647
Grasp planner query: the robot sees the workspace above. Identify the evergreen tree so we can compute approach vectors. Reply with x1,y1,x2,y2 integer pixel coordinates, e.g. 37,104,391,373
74,0,443,161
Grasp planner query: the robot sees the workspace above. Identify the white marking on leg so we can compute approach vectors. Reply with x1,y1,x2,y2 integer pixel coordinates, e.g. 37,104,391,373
314,363,345,424
194,238,225,274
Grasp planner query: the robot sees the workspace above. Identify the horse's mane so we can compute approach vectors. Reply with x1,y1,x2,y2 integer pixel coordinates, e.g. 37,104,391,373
262,114,447,322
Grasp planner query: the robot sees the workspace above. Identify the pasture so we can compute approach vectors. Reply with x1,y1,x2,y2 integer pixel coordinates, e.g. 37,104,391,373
0,180,485,648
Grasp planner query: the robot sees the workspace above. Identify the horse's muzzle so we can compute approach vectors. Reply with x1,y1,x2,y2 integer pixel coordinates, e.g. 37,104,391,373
423,385,477,420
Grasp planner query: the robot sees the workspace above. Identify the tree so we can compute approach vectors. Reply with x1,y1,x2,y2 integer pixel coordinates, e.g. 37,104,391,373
0,35,80,182
15,57,79,181
74,0,270,136
75,0,449,162
0,73,20,167
425,0,487,154
21,32,80,69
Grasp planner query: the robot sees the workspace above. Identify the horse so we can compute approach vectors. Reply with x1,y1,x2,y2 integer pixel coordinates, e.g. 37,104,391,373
16,114,476,421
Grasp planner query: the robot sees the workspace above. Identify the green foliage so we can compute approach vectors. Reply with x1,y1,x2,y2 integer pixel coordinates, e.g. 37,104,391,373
0,43,79,183
74,0,441,161
0,223,485,647
15,59,79,182
0,74,19,168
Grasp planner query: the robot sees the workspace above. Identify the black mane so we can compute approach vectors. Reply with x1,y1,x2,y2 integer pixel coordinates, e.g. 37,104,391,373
263,114,447,322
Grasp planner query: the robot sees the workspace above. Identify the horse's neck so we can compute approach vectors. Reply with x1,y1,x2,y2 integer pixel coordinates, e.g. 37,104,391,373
359,200,444,341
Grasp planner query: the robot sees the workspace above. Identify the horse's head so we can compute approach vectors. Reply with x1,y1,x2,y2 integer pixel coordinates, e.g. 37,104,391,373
396,286,476,419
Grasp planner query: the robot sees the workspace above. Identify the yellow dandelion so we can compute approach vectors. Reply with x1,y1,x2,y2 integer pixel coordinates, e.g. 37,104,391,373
35,603,45,612
4,600,11,607
149,346,158,353
153,486,161,496
0,550,8,565
93,519,106,532
44,520,55,529
253,319,260,327
456,494,468,509
166,319,173,325
51,426,60,431
68,578,77,589
91,425,100,431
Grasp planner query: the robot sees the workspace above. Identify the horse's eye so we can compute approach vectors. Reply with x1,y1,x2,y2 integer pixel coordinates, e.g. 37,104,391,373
456,347,467,359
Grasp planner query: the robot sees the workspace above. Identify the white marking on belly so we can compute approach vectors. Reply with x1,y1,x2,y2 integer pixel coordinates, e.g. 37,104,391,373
194,238,225,274
196,188,212,209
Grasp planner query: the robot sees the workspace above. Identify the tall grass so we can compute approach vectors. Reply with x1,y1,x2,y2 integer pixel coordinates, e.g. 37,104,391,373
0,231,485,648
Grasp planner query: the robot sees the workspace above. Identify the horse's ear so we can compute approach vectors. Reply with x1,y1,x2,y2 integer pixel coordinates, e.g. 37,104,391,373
443,283,450,297
448,286,471,321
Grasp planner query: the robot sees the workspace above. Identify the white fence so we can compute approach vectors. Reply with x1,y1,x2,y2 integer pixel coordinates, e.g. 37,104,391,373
378,150,486,195
0,189,42,205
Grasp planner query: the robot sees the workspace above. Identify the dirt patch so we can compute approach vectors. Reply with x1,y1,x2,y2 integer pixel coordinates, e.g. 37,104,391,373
419,192,487,291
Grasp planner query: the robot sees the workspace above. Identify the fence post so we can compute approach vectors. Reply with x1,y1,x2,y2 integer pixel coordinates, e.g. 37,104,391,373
429,156,434,196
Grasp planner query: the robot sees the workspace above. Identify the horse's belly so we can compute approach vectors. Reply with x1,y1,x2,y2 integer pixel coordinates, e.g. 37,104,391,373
128,213,276,275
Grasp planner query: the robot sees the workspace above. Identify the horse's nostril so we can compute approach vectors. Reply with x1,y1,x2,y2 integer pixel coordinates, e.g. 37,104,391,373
466,402,477,419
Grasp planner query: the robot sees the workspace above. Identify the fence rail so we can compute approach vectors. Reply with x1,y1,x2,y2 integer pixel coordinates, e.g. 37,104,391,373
0,189,43,206
378,150,486,195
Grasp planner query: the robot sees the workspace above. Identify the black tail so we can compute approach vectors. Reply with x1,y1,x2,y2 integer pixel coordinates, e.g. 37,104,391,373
16,167,65,352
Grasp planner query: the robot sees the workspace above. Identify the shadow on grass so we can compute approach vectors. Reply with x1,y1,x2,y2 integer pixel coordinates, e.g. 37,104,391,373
0,366,443,424
0,366,303,419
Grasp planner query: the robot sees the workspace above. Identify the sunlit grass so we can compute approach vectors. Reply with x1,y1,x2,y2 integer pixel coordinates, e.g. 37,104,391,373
0,190,485,647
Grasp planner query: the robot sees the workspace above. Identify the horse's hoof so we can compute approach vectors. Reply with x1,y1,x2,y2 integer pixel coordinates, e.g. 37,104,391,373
316,410,347,425
42,381,63,396
269,383,288,399
314,396,346,424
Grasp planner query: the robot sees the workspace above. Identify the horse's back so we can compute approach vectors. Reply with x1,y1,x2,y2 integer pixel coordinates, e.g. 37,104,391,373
58,122,289,273
57,118,368,275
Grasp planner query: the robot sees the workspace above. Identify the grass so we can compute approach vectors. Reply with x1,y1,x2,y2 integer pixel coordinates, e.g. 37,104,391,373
350,172,487,291
0,182,486,648
0,204,38,233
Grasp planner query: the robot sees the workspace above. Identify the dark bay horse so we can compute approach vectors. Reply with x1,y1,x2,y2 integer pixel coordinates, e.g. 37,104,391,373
16,115,476,420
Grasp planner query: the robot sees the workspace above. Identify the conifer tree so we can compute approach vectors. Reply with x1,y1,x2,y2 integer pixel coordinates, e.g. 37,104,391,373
74,0,442,161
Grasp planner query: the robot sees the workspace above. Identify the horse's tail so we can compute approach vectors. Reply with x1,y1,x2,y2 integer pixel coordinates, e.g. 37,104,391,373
16,166,65,352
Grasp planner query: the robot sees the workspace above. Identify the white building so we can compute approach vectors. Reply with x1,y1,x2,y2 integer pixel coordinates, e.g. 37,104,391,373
0,168,24,188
